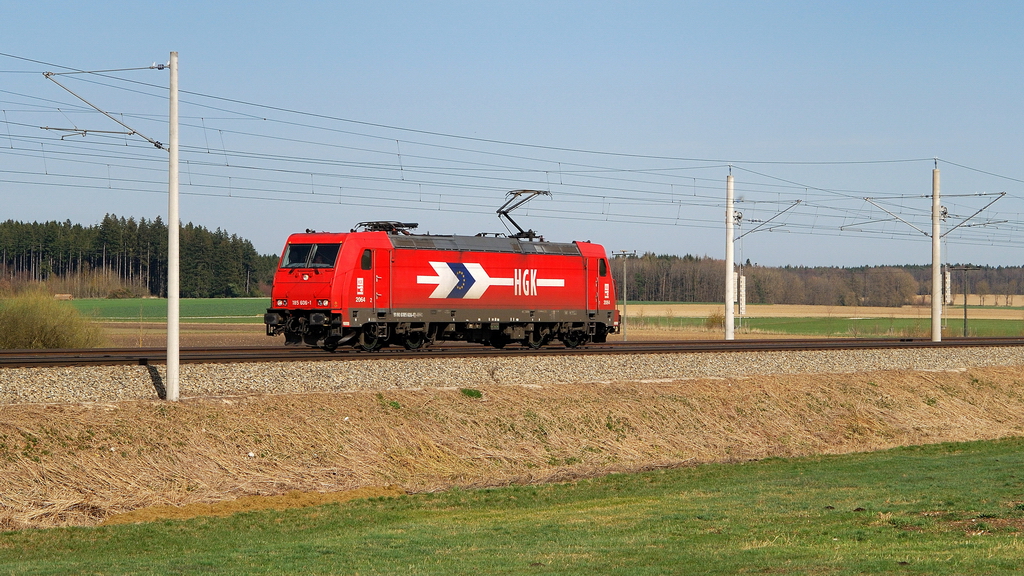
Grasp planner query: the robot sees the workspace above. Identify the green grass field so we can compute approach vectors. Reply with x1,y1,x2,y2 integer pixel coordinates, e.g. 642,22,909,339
69,298,269,323
63,297,1023,335
742,316,1023,337
3,438,1024,574
629,314,1024,337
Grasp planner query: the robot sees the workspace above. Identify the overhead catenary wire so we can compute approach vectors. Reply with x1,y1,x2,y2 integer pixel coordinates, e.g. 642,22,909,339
0,57,940,174
0,116,938,207
2,50,1024,260
3,124,1017,213
0,52,1017,180
0,65,987,202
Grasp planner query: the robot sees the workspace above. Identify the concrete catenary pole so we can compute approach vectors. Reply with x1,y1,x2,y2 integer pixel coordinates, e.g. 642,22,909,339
622,255,629,341
725,172,735,340
613,250,635,341
931,164,941,342
167,51,180,401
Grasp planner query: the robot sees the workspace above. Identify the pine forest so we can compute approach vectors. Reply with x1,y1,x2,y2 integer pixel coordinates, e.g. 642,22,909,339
0,216,1021,305
0,215,278,298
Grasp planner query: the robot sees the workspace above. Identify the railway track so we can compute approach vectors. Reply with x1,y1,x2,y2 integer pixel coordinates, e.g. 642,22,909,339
2,337,1024,368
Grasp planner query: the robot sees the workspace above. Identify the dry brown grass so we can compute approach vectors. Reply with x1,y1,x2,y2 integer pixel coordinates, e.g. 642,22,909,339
102,322,275,348
3,366,1024,530
0,292,106,349
101,321,785,348
101,486,405,525
95,302,1024,348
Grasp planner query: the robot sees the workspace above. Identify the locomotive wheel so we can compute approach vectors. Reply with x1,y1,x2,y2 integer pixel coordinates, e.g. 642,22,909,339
320,335,342,352
562,331,587,349
490,334,508,349
403,331,426,350
523,331,545,349
358,329,383,352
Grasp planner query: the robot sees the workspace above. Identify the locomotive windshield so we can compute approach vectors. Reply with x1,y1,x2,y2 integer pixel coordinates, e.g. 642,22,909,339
310,243,341,268
282,244,313,268
282,243,341,268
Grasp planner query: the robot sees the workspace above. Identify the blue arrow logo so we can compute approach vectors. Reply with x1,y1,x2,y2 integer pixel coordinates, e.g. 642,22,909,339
445,263,476,298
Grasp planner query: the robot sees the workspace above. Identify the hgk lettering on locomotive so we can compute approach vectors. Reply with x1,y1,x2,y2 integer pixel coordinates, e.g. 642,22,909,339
514,268,539,296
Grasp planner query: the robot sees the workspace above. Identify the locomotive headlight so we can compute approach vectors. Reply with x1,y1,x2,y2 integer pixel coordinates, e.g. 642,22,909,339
317,299,330,307
275,299,287,307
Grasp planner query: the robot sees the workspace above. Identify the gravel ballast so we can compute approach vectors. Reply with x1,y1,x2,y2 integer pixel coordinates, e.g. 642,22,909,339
3,346,1024,405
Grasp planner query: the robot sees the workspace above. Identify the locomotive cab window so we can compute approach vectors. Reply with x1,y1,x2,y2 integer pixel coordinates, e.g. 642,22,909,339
282,244,314,268
282,243,341,268
310,243,341,268
360,249,372,270
599,259,608,277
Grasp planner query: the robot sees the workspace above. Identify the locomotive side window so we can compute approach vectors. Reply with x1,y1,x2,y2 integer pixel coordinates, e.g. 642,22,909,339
599,259,608,277
360,249,372,270
310,243,341,268
282,244,314,268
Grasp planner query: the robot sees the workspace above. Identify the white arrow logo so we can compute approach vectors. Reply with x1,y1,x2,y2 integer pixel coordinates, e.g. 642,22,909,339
416,262,563,299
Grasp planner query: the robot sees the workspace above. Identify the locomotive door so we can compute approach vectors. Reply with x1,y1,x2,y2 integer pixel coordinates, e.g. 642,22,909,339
372,248,391,315
586,257,600,314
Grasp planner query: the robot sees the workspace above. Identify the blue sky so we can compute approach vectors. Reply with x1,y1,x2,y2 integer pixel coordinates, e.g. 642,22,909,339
2,1,1022,266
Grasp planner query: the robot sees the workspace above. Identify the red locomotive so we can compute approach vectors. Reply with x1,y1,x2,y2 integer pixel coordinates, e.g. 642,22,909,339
264,198,620,351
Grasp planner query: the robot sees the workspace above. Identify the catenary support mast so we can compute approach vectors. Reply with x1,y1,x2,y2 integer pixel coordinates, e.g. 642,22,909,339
725,172,735,340
931,164,941,342
167,51,180,401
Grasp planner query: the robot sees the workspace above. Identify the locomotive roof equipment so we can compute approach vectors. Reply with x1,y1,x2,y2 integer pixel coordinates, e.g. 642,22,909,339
355,221,419,234
497,189,550,241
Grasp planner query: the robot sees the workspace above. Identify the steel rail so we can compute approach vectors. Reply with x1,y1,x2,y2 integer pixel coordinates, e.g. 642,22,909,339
2,337,1024,368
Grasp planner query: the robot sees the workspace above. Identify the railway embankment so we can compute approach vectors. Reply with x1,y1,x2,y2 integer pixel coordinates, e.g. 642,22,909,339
2,349,1024,530
3,346,1024,404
